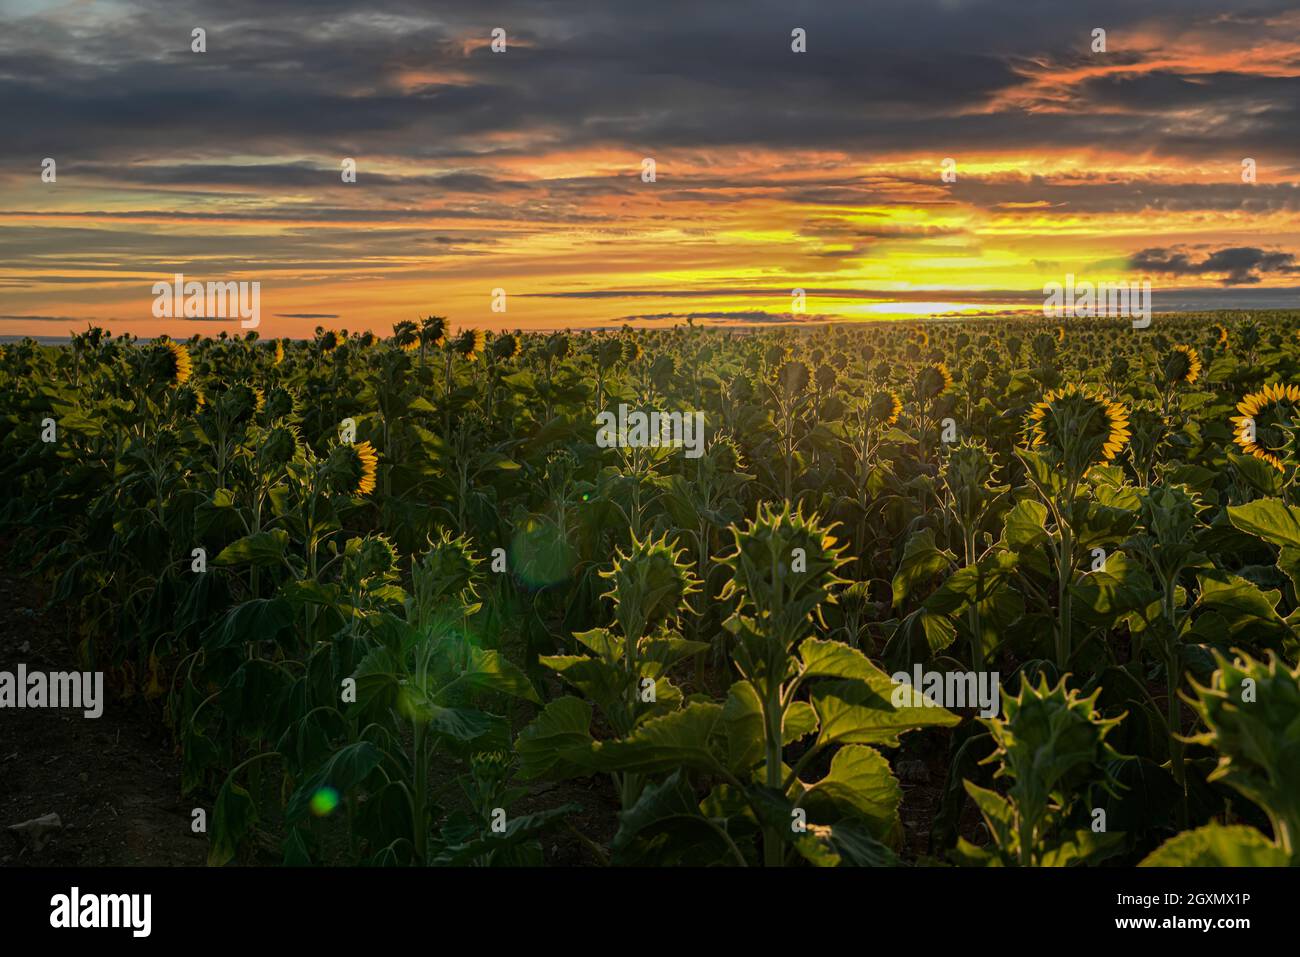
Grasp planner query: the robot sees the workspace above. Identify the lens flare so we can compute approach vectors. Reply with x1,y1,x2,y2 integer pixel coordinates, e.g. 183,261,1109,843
310,787,340,817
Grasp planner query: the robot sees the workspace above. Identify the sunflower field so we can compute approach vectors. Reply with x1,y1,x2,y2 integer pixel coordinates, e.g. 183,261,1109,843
2,313,1299,867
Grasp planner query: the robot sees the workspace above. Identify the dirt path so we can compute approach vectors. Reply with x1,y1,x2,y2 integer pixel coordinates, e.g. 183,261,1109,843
0,564,206,867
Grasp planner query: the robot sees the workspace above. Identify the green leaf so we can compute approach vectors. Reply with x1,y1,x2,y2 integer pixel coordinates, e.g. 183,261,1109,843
439,647,540,703
881,607,957,672
721,681,766,774
1139,824,1289,866
1002,499,1050,551
799,745,902,843
1228,498,1300,549
515,697,596,780
426,706,506,745
1193,573,1289,645
799,637,893,681
811,675,960,749
611,770,731,865
209,774,258,866
214,529,290,567
539,655,625,711
592,702,727,775
1229,452,1285,497
203,598,294,650
891,528,954,608
1070,551,1157,628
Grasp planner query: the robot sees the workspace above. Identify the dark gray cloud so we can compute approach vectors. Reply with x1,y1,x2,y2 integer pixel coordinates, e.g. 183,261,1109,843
2,0,1298,165
1129,246,1300,285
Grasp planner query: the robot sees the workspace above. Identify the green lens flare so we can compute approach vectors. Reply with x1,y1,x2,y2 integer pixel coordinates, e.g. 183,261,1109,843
310,787,340,817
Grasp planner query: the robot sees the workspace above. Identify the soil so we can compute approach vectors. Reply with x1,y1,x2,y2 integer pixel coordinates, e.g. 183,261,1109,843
0,566,206,866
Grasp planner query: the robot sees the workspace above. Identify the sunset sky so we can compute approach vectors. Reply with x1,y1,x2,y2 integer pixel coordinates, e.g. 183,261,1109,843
1,0,1298,339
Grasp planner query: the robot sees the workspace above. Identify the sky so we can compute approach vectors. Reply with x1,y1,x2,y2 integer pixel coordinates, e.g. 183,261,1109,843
1,0,1298,339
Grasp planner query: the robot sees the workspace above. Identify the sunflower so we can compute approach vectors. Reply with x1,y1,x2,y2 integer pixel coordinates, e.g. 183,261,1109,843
163,341,192,385
319,330,342,352
421,316,448,349
493,332,521,361
1056,325,1066,343
917,361,953,399
868,389,903,426
252,386,266,414
454,328,487,361
1166,344,1202,386
916,330,930,348
175,384,204,414
351,441,379,495
273,340,285,365
1026,383,1130,471
1230,382,1300,472
1214,324,1229,349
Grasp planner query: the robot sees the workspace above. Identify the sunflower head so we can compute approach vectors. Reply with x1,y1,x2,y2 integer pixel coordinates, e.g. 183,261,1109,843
704,433,744,474
597,337,624,369
412,528,482,613
622,338,643,365
1230,382,1300,473
917,362,953,400
266,386,295,419
421,316,448,349
318,330,341,352
273,339,285,366
868,388,903,426
1025,383,1131,475
175,384,204,414
718,502,850,638
602,532,700,635
453,328,486,360
326,440,378,496
982,673,1126,805
943,437,998,498
1164,344,1202,386
651,353,677,390
1214,324,1230,349
345,533,400,584
220,383,261,423
774,358,810,398
814,363,837,393
545,332,571,361
492,332,521,361
161,341,192,386
261,425,299,467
